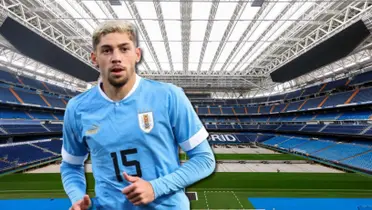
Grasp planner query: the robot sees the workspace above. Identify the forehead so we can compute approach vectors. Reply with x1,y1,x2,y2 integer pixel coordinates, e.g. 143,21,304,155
97,32,134,47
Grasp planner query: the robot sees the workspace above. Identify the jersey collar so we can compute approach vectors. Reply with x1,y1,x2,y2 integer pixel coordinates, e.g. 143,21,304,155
97,74,141,103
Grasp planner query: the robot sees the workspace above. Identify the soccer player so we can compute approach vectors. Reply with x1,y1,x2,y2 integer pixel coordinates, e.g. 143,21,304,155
60,20,216,210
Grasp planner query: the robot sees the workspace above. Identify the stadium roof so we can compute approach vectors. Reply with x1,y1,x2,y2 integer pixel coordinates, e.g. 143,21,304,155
0,0,372,96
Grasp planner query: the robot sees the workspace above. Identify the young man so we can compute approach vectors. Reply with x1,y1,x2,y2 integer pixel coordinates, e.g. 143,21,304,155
60,20,216,210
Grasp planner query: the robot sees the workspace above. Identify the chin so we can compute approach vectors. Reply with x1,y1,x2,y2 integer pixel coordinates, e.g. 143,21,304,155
109,77,128,88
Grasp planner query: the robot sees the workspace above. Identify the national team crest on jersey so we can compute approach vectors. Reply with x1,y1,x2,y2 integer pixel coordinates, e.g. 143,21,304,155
138,112,154,133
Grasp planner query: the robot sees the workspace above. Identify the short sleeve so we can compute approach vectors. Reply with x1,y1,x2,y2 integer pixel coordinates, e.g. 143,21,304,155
61,100,88,165
169,86,209,152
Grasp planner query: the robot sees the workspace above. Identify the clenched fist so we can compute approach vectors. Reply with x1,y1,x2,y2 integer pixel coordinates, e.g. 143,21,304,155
122,172,155,206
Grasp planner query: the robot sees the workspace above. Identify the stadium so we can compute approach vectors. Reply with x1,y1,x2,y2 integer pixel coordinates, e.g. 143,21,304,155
0,0,372,209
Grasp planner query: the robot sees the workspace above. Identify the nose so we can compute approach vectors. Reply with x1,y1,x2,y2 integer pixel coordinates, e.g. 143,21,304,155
111,49,121,64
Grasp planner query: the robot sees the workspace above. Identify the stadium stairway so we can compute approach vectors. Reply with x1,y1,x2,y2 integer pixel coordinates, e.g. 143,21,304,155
29,143,59,156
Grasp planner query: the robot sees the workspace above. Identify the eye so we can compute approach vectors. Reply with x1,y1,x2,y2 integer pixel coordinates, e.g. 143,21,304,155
102,48,111,54
121,47,129,52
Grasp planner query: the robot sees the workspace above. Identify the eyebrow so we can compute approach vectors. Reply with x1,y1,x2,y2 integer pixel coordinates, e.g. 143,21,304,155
100,43,130,49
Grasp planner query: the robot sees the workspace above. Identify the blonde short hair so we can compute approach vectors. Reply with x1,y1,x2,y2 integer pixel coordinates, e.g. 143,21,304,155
92,20,138,50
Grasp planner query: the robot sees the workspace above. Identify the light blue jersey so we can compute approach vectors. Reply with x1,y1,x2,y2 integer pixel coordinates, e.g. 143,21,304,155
61,75,214,209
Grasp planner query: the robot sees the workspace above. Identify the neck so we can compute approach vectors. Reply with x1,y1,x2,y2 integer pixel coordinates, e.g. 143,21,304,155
101,74,136,101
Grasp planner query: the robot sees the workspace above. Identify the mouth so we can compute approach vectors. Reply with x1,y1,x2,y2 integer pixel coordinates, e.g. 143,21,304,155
110,67,125,75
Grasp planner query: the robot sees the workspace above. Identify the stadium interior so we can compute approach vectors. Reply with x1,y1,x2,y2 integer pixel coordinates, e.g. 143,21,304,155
0,0,372,209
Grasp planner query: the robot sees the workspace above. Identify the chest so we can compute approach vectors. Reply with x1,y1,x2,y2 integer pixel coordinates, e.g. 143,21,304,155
79,95,171,156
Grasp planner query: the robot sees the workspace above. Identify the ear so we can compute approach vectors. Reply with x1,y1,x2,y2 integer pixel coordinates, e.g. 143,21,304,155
91,52,99,68
135,47,141,63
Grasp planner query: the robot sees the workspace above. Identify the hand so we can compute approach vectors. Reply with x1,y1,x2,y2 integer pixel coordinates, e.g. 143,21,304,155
122,172,155,206
69,195,91,210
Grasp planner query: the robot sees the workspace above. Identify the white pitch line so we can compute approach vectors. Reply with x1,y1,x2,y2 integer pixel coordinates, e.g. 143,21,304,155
231,191,244,209
204,191,209,210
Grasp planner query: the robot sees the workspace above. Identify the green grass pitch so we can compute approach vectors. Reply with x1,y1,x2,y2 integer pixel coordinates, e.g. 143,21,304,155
0,152,371,209
179,153,306,160
0,172,371,209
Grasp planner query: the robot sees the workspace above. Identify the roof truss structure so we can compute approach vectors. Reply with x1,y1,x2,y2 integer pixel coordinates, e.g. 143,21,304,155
0,0,371,94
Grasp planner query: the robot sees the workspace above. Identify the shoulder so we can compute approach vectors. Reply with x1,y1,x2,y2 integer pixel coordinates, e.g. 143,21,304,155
65,86,98,113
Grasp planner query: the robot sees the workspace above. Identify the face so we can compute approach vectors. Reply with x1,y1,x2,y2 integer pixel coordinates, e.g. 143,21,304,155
91,32,141,88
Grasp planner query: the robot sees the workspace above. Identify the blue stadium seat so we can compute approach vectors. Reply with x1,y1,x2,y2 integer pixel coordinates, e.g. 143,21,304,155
263,136,290,146
221,107,234,115
338,111,372,120
232,124,242,129
285,90,303,99
363,129,372,136
234,107,246,114
260,105,272,114
351,87,372,104
268,116,280,122
256,135,275,142
322,91,353,107
216,118,227,123
0,144,55,164
321,124,368,135
279,116,295,122
259,125,279,130
0,70,19,84
210,107,221,114
217,124,233,129
242,124,258,130
252,116,269,122
322,78,348,92
43,95,66,108
15,90,48,106
239,117,251,123
29,111,54,120
248,106,259,114
278,137,309,150
1,124,48,134
0,161,14,171
312,143,370,161
53,113,64,121
301,124,324,132
45,83,67,95
19,76,47,91
197,107,209,114
314,112,341,121
294,139,336,154
0,87,20,104
286,101,303,111
294,114,314,122
203,117,216,122
300,96,325,110
33,140,62,153
205,124,216,129
0,108,30,119
272,104,286,113
302,85,322,97
278,124,304,132
43,124,62,132
341,151,372,171
349,71,372,86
